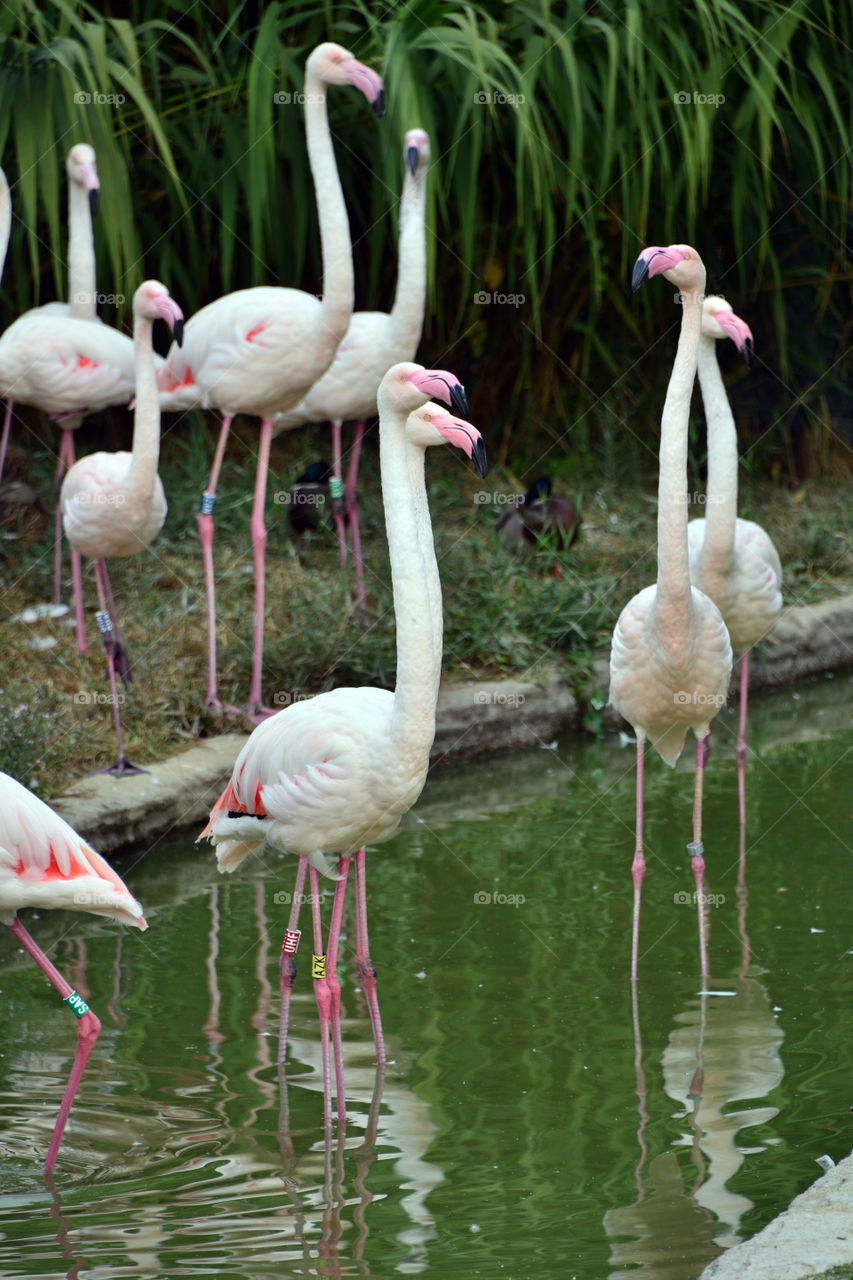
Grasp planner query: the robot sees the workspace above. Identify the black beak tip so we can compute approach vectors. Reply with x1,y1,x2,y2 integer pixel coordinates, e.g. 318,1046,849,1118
473,439,489,479
406,146,419,175
89,189,99,217
450,383,470,418
174,318,185,348
743,337,753,366
631,257,649,292
372,89,385,119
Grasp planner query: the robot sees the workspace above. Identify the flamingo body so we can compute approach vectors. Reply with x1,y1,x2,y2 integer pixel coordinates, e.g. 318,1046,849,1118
0,319,138,417
686,516,781,652
60,452,168,558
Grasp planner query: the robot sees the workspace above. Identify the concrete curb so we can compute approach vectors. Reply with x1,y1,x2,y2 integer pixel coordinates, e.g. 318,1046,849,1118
699,1153,853,1279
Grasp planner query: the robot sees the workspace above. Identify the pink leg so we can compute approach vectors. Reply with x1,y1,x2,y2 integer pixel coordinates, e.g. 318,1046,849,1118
247,418,275,722
345,421,366,615
0,399,12,480
93,560,143,776
100,562,131,686
198,415,233,709
325,856,351,1125
53,431,77,604
309,866,333,1128
72,547,87,655
354,848,385,1064
631,740,645,983
330,420,348,569
690,736,709,982
736,650,750,827
9,916,103,1173
278,855,308,1065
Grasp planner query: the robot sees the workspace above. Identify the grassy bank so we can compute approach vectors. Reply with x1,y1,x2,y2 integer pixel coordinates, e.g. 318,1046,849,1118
1,416,851,798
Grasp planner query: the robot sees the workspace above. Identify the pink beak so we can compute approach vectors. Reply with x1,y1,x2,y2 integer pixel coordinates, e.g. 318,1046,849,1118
410,368,469,417
155,294,185,347
632,245,687,290
342,58,384,115
430,410,488,477
713,309,754,362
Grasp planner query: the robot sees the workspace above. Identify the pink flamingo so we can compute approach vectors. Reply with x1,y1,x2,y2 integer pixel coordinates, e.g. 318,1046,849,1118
60,281,183,775
277,128,431,613
0,769,146,1171
199,362,485,1128
688,296,782,820
0,145,102,602
610,246,732,983
158,43,384,720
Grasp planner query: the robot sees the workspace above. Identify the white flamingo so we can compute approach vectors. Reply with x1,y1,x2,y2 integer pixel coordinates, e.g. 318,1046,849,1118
688,296,782,819
277,128,431,612
610,245,732,982
0,770,146,1171
60,281,183,775
158,42,384,720
199,362,486,1128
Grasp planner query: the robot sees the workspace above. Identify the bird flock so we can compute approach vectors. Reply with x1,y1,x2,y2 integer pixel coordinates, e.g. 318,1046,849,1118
0,41,783,1170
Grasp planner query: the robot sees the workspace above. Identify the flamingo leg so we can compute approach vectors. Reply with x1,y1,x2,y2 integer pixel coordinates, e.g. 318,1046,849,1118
325,855,351,1125
71,545,87,655
278,855,309,1065
309,866,333,1128
100,561,131,685
330,419,348,570
736,650,750,827
198,414,233,710
53,430,77,605
354,848,385,1064
345,420,366,615
0,399,13,480
689,736,709,982
8,915,102,1173
93,559,143,776
247,418,275,722
630,739,645,983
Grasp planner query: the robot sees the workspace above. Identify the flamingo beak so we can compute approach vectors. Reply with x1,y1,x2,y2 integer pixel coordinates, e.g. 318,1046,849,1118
406,144,419,174
411,369,470,418
715,310,754,364
88,188,99,216
632,246,685,291
343,59,385,116
155,294,185,347
431,411,489,477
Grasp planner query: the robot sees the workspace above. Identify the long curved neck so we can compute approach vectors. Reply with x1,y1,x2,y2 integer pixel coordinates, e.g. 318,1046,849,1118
304,67,354,352
389,167,427,353
0,169,11,285
408,444,442,684
655,284,703,623
66,183,96,319
380,406,439,756
126,315,161,501
697,335,738,569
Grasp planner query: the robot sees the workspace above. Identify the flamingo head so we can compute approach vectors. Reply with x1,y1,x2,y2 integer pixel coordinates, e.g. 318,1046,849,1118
406,402,489,477
67,143,99,216
404,128,430,176
380,362,470,417
308,42,384,116
632,243,704,293
702,295,753,363
134,280,184,347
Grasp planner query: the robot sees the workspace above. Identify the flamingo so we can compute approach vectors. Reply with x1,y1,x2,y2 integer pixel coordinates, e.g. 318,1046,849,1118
277,128,431,613
0,769,146,1171
60,281,183,776
688,296,782,820
199,362,485,1128
610,245,732,983
0,145,101,602
158,42,384,720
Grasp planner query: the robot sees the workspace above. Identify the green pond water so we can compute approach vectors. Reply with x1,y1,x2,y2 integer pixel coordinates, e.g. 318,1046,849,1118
1,672,850,1279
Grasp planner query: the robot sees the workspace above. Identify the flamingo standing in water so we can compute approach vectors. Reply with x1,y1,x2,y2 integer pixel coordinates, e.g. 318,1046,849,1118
688,296,782,821
0,770,146,1171
199,362,485,1128
60,281,183,775
610,246,732,982
277,128,431,613
158,43,384,719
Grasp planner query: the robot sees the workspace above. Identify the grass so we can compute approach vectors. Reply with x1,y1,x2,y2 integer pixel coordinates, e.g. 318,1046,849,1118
0,413,850,799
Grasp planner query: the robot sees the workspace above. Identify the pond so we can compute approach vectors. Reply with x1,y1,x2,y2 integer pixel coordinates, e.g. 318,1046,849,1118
1,672,850,1279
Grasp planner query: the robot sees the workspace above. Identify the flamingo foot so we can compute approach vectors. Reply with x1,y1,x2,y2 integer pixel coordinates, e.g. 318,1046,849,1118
247,704,278,725
98,755,148,778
